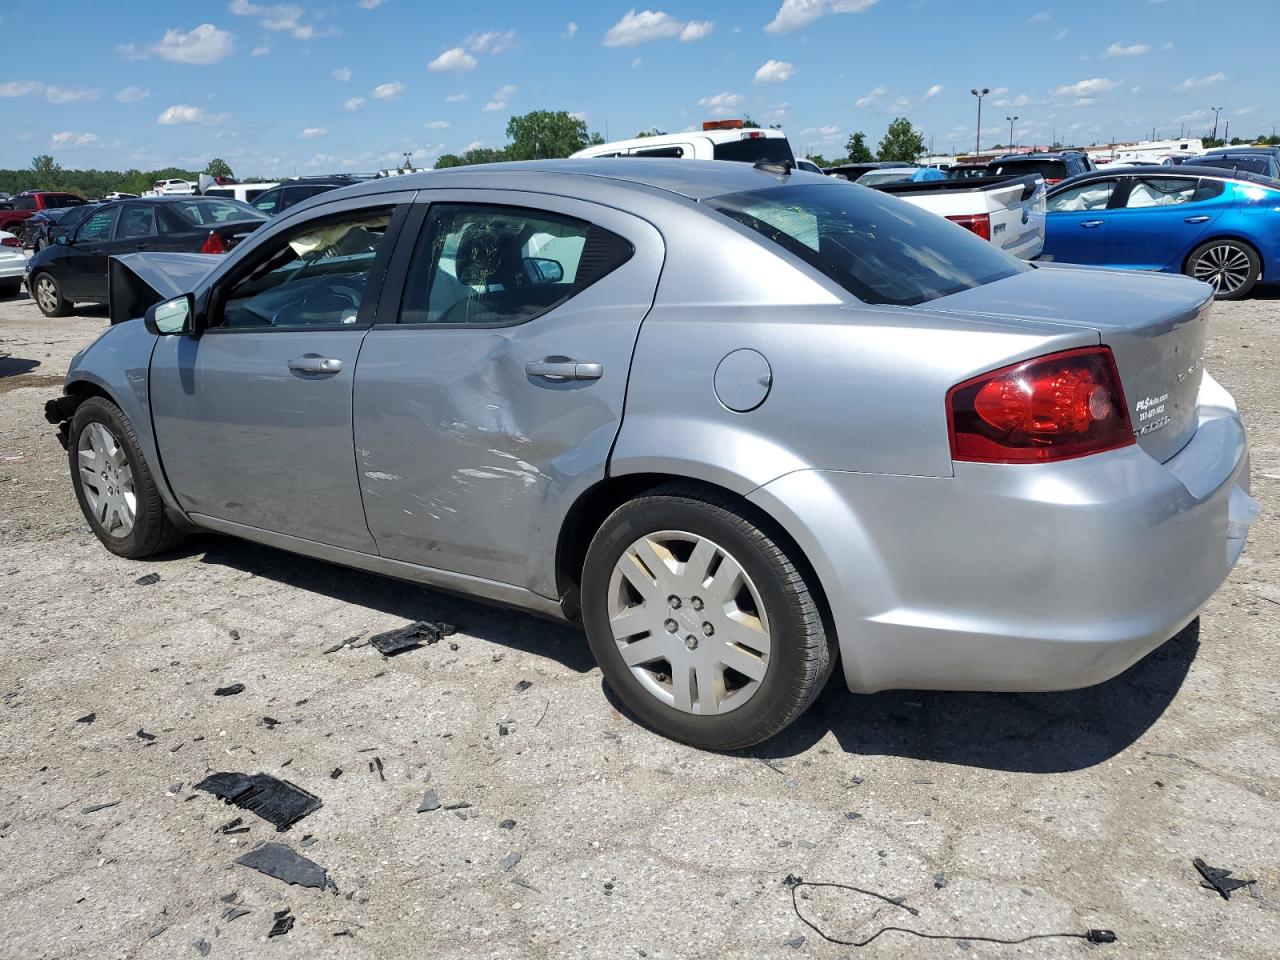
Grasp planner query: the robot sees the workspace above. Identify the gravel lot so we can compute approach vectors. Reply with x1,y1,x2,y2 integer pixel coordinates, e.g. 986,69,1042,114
1,284,1277,960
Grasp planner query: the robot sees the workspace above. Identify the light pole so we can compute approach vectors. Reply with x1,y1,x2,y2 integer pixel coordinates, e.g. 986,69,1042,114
1210,106,1223,145
1006,115,1018,150
971,87,989,155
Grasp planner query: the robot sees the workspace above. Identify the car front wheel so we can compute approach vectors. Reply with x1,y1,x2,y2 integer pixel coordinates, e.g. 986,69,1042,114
69,397,185,558
32,272,71,317
581,483,834,750
1186,239,1261,300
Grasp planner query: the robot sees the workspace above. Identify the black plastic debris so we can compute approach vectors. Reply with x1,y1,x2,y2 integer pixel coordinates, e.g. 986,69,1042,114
236,843,329,890
261,716,280,730
219,892,238,903
1194,857,1257,901
499,819,516,830
135,573,161,586
443,801,472,811
195,772,322,831
515,680,533,693
369,620,452,656
81,801,120,814
933,872,948,889
501,851,522,871
194,937,211,956
214,683,245,697
370,757,385,781
300,835,319,848
222,906,251,922
76,712,96,724
136,729,157,742
268,908,294,938
417,789,441,812
217,816,250,836
329,768,343,780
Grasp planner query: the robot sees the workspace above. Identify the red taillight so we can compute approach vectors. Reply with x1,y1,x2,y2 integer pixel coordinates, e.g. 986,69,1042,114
1044,177,1063,185
947,347,1134,463
945,212,991,241
200,230,228,255
0,235,19,247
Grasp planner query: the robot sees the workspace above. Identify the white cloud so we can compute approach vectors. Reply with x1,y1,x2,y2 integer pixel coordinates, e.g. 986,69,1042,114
1174,72,1225,91
570,111,587,122
765,0,878,34
889,95,912,112
133,23,237,65
1054,29,1068,40
631,57,643,67
994,93,1036,107
754,59,795,84
428,47,478,73
603,10,714,47
157,104,228,125
0,81,42,97
483,83,517,112
45,86,100,104
1053,77,1118,97
799,124,841,143
50,131,97,149
445,93,468,102
697,91,743,116
251,45,270,55
1074,97,1097,107
855,84,887,108
1161,41,1175,50
230,2,335,39
1104,41,1150,57
1235,106,1255,116
300,127,328,139
115,86,152,103
358,0,385,8
922,83,943,100
467,30,518,54
371,81,405,101
332,66,352,81
1028,11,1051,22
344,96,366,111
425,120,451,128
564,21,578,37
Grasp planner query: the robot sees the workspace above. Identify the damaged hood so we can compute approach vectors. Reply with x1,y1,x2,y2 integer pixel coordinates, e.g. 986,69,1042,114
108,252,222,325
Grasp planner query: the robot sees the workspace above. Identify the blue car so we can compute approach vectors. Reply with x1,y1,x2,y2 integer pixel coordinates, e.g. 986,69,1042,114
1042,165,1280,299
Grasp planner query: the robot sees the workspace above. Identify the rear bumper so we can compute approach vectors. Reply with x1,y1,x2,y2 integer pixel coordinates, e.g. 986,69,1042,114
749,372,1257,694
0,256,25,281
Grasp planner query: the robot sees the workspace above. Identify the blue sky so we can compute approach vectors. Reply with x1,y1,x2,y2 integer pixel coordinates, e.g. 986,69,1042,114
2,0,1276,175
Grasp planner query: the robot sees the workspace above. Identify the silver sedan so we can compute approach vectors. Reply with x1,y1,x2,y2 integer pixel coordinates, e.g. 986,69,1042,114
46,160,1258,749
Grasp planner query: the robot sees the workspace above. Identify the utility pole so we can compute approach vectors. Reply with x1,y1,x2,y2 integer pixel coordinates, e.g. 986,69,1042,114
971,87,989,155
1210,106,1223,145
1224,120,1230,144
1006,115,1018,149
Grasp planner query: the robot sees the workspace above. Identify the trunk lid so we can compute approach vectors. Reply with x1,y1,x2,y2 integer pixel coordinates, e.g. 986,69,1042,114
928,263,1212,463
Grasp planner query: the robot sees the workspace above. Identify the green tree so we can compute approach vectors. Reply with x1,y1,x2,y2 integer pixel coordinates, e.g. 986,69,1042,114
844,132,873,163
505,110,592,160
635,128,667,138
434,147,510,169
205,158,234,179
877,117,925,163
30,154,63,190
805,153,829,167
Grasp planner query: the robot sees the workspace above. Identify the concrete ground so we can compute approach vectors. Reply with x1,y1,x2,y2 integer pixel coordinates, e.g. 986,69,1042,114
1,285,1277,960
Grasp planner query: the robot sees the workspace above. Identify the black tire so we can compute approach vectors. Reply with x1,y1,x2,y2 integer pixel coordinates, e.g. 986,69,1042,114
0,280,19,298
69,396,186,559
1185,238,1261,300
32,271,71,317
581,482,834,750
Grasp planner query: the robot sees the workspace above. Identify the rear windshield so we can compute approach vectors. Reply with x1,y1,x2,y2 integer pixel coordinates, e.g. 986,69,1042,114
167,198,270,225
713,136,795,165
1197,156,1271,175
706,182,1027,306
989,159,1068,179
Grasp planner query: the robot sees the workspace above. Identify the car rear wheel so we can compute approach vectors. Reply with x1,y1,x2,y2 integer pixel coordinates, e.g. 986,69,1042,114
1186,239,1260,300
69,396,186,559
33,272,71,317
581,483,834,750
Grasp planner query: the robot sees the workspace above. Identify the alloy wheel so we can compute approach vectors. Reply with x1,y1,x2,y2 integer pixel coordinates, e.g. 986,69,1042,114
1192,244,1253,295
606,530,771,716
77,421,136,537
35,276,59,313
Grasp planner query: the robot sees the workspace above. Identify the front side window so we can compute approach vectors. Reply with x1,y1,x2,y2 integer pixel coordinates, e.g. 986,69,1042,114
1047,180,1118,212
707,182,1026,307
217,208,392,329
398,204,632,325
252,188,283,214
76,206,119,242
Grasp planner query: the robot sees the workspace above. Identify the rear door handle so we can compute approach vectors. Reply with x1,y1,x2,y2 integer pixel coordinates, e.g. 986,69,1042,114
1184,215,1211,224
1080,220,1105,228
525,360,603,381
288,355,343,375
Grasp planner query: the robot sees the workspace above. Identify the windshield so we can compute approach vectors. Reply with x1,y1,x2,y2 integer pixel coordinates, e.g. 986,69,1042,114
989,159,1067,179
168,198,270,225
713,136,795,165
857,169,917,185
706,182,1027,306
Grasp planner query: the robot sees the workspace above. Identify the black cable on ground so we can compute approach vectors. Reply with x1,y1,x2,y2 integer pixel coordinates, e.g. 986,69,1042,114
784,876,1116,948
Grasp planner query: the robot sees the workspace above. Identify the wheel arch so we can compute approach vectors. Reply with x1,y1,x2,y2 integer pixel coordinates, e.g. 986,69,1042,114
1181,233,1265,278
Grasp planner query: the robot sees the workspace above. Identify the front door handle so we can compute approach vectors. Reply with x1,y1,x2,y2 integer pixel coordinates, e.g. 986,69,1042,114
288,354,343,375
1184,215,1211,224
526,360,603,381
1080,219,1105,228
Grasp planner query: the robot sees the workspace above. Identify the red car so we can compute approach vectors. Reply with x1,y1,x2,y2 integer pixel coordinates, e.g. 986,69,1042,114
0,191,88,241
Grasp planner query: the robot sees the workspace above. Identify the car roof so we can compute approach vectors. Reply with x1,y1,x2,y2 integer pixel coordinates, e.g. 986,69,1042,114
1049,164,1280,192
311,158,828,204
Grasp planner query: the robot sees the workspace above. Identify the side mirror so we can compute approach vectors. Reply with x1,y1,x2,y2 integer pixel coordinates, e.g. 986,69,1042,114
524,256,564,284
56,234,69,246
144,293,195,336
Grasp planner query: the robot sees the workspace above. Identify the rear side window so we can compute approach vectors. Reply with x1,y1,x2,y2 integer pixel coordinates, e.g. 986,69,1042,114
117,205,158,239
11,196,36,211
1125,177,1223,208
632,146,685,158
707,182,1026,307
169,198,268,225
398,204,632,326
713,136,795,165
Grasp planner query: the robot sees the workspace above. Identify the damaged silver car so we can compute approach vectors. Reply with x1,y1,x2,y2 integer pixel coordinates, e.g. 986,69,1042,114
47,160,1258,749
